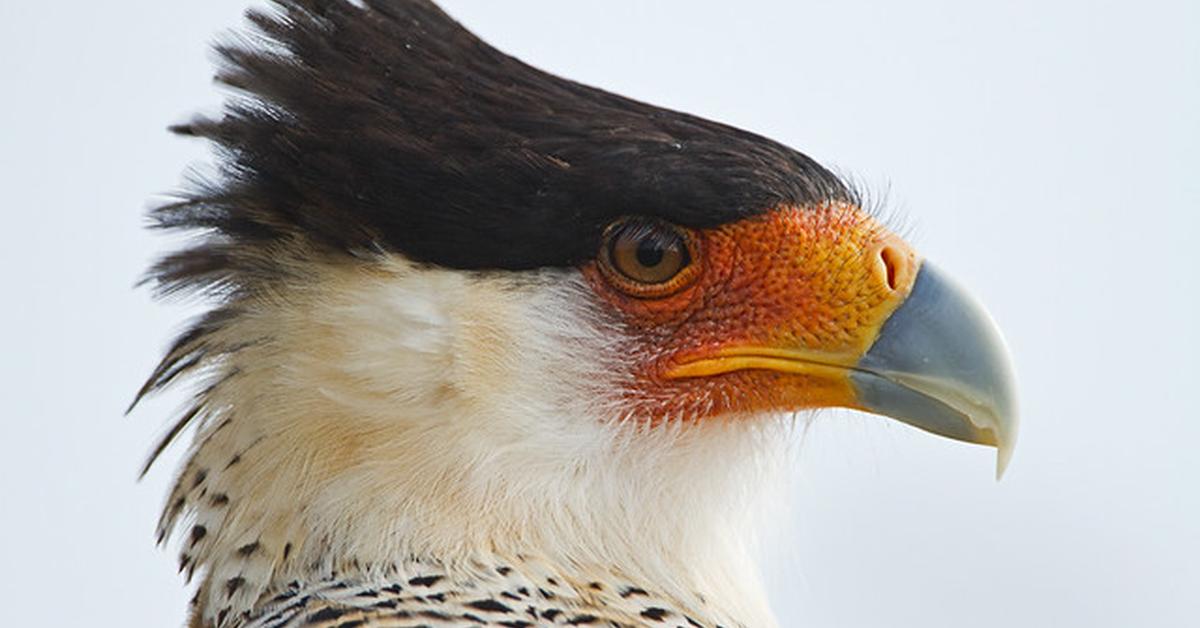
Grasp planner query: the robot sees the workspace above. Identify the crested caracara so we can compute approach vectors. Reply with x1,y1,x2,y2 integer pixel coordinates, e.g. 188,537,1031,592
135,1,1018,626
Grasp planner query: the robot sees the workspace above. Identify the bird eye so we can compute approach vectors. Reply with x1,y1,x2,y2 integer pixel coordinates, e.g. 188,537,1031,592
599,218,698,296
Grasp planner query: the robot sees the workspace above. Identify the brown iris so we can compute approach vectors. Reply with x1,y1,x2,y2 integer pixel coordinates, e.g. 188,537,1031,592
599,217,699,297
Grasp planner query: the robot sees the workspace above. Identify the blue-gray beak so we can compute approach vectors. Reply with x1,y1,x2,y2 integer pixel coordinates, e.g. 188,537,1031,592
852,262,1019,477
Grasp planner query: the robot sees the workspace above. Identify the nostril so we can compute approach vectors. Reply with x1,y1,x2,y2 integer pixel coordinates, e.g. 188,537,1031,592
879,245,904,291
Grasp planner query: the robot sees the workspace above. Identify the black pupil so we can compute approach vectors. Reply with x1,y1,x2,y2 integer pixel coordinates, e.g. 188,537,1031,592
636,237,666,268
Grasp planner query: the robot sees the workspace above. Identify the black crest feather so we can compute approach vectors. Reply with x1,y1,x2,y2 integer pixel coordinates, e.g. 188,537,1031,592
151,0,849,281
135,0,855,471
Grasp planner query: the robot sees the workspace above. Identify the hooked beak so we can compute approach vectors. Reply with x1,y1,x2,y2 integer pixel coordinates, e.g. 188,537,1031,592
653,208,1017,477
851,262,1018,478
666,254,1019,478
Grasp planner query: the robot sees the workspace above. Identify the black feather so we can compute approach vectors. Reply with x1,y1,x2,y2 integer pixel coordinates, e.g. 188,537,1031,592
151,0,849,280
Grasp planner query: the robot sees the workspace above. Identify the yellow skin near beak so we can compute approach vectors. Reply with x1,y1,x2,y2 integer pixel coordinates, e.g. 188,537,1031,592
664,261,1018,477
589,205,1018,477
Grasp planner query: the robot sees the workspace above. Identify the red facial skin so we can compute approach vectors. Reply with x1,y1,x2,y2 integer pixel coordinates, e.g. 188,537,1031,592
582,203,918,423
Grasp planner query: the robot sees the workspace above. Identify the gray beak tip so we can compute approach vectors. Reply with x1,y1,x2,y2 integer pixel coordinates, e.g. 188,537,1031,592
852,262,1020,478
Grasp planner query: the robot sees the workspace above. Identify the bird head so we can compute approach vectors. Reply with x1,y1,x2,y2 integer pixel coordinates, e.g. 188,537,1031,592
137,1,1017,624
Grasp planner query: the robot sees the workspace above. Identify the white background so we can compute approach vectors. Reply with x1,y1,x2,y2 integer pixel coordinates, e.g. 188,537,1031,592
2,1,1196,626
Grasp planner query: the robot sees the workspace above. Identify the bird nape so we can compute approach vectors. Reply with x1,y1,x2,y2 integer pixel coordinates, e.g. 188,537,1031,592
135,1,1018,627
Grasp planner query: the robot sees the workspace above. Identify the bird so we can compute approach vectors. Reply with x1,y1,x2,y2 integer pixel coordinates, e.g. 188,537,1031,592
134,1,1018,626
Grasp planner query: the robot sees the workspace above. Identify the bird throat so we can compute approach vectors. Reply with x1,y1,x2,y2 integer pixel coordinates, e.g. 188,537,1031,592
155,261,786,627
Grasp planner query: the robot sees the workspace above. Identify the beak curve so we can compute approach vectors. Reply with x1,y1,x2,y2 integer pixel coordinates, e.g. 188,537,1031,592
851,262,1019,478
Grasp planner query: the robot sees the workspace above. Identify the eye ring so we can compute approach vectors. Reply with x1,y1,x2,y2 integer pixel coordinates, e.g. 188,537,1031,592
598,217,700,298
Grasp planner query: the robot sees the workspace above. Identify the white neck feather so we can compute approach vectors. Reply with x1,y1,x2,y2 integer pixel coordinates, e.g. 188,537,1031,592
165,256,791,626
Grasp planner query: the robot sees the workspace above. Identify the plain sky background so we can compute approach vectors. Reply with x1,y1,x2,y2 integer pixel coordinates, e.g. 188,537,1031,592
1,1,1196,626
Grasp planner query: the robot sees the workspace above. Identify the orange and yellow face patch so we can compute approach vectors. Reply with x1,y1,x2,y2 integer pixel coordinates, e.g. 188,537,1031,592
582,203,918,422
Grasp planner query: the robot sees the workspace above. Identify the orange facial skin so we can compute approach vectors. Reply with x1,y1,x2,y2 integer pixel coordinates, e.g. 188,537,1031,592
582,203,919,423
